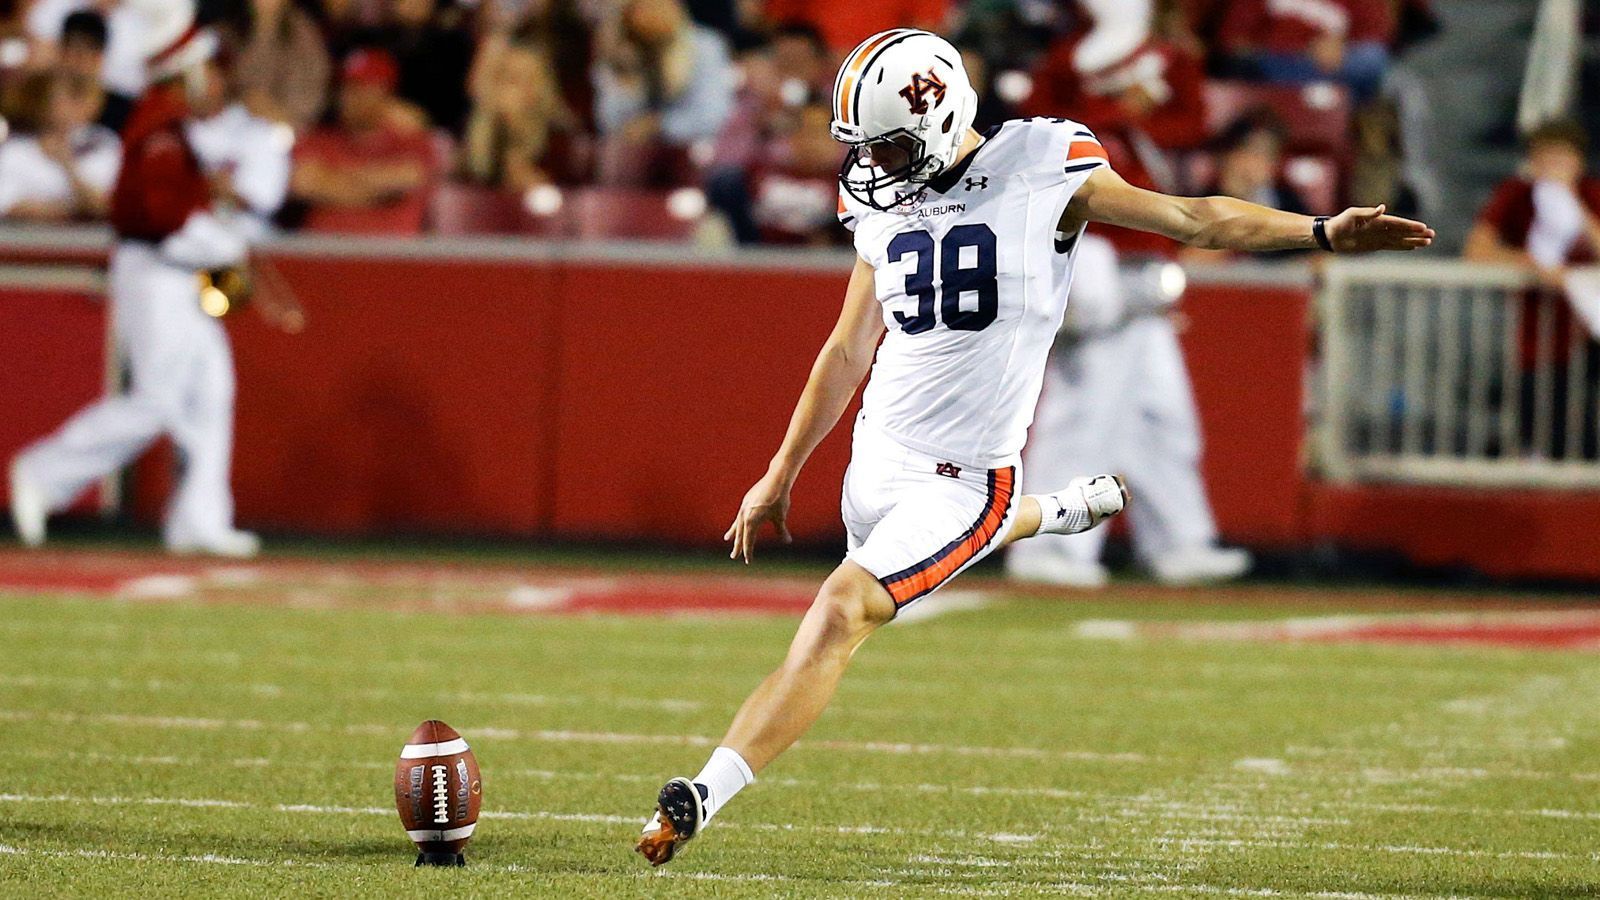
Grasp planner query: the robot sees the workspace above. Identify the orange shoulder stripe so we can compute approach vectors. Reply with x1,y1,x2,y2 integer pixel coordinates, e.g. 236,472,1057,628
1067,140,1108,163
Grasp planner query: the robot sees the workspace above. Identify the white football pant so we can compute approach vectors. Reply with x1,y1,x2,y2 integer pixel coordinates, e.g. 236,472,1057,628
16,243,238,547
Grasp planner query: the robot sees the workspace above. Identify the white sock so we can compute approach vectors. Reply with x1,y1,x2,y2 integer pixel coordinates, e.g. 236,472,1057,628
692,746,755,822
1027,489,1093,536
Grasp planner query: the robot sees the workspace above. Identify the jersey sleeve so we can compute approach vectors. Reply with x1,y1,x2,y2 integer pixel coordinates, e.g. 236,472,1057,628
1059,124,1112,180
1020,118,1112,237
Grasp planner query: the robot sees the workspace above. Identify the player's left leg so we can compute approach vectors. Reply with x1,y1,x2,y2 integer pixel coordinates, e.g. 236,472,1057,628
636,561,895,866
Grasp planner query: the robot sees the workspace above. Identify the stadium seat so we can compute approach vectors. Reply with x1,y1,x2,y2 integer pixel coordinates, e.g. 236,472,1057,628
1179,152,1340,214
1281,155,1340,214
566,188,704,242
428,184,531,236
1202,80,1352,155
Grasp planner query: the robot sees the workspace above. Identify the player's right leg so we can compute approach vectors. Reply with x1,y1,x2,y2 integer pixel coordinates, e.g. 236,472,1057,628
1002,475,1130,548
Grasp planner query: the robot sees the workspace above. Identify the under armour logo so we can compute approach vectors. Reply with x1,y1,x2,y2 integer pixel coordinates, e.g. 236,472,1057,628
935,462,962,478
898,69,948,115
965,176,988,191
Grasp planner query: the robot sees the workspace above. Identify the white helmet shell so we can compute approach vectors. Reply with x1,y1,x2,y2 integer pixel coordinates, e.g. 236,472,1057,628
831,29,979,210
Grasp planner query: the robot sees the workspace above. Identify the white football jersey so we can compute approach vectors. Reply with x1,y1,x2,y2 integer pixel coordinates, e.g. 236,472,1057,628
840,117,1110,468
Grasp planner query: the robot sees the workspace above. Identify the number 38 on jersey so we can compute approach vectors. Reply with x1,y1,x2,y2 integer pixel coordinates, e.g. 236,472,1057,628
836,118,1109,342
886,224,998,334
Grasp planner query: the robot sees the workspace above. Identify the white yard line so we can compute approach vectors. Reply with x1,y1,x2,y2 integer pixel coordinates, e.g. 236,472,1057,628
0,791,1029,844
0,787,1585,867
0,841,831,886
8,840,1484,897
0,707,1151,764
0,672,706,714
23,742,1600,831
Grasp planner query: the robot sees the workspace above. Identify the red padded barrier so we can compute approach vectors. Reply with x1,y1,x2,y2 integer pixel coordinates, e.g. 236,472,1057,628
224,255,562,535
1179,284,1308,546
549,262,853,543
0,287,108,511
8,242,1600,580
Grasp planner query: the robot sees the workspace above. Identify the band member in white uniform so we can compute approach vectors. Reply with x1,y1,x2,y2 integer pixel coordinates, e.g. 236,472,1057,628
1007,232,1251,588
10,0,261,557
185,53,295,243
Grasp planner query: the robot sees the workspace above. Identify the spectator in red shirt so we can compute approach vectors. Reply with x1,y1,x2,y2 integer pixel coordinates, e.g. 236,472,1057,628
1025,35,1208,154
1466,120,1600,280
761,0,947,55
289,48,437,235
1218,0,1394,102
1465,120,1600,458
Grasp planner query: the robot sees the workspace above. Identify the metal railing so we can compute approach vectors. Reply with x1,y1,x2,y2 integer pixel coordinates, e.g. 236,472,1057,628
1316,259,1600,488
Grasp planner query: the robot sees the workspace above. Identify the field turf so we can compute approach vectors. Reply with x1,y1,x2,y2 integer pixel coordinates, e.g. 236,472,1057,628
2,543,1599,898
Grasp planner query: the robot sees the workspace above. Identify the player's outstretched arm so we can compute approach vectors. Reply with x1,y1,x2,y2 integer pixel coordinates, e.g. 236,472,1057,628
725,255,885,563
1063,166,1435,254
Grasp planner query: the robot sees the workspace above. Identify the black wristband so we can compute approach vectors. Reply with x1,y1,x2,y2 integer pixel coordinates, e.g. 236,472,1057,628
1312,215,1335,252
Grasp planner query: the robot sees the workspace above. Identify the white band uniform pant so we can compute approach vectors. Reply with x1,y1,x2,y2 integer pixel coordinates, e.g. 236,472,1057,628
1007,314,1219,570
17,242,239,546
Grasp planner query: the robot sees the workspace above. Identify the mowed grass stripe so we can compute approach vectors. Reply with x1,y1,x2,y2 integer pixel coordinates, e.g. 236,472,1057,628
13,745,1600,832
5,584,1600,896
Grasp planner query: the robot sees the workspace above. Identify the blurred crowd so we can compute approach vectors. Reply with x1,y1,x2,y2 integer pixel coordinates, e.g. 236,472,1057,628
0,0,1452,249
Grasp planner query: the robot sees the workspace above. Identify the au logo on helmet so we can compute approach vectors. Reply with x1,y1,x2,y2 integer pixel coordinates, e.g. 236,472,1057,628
898,69,948,115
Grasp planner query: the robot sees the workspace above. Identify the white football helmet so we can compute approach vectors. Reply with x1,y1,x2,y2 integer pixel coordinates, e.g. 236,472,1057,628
831,29,979,211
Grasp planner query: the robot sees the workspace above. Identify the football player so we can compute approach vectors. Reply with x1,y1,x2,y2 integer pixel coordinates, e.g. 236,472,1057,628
637,28,1432,866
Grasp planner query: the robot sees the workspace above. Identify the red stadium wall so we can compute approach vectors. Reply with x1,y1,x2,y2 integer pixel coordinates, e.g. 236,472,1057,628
5,239,1600,581
2,283,110,514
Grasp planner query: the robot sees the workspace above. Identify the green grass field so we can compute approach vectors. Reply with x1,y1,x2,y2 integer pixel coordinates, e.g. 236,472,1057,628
2,544,1599,898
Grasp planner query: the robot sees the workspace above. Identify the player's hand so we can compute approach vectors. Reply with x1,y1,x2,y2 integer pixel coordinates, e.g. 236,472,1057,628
724,472,793,564
1325,205,1435,253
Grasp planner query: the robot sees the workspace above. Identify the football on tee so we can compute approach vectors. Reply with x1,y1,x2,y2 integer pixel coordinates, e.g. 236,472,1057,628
394,719,482,866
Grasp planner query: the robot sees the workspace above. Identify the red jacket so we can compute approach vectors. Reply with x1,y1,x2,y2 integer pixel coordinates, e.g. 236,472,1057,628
1024,40,1208,153
109,82,212,243
1219,0,1395,54
1477,176,1600,367
1478,176,1600,264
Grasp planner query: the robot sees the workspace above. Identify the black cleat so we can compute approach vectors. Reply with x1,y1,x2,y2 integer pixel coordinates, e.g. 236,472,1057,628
634,777,705,867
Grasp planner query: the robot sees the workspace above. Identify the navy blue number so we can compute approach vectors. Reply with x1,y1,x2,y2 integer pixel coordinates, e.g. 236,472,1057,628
940,224,998,331
888,230,937,334
890,225,998,333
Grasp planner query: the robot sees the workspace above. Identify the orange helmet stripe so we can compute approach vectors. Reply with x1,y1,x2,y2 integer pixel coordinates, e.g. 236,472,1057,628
835,29,912,124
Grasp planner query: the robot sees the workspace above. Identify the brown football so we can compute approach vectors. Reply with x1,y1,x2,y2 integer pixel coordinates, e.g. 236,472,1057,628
394,720,482,865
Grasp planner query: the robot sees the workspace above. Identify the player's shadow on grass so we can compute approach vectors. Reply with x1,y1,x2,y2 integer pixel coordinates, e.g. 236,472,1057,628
0,818,120,846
